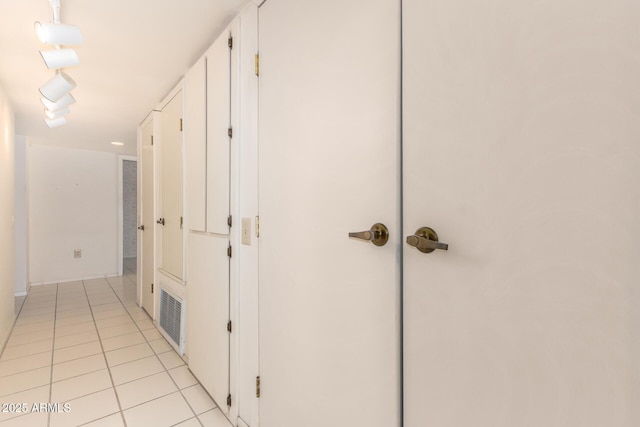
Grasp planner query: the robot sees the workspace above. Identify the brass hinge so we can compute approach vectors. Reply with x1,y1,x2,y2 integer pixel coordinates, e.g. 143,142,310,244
255,53,259,76
228,127,233,138
179,118,183,131
228,36,233,49
227,320,232,333
256,376,261,398
226,394,232,406
227,245,232,258
151,283,154,294
255,216,260,238
227,215,233,227
180,216,183,229
151,135,154,146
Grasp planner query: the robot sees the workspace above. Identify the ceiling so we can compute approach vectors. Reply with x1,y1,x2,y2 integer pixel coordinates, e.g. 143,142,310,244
0,0,250,155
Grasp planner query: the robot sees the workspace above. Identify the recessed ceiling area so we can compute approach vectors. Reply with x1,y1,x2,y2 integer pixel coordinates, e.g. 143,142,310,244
0,0,251,155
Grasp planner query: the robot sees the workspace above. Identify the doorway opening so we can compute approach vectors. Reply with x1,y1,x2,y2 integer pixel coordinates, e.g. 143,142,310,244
119,156,138,278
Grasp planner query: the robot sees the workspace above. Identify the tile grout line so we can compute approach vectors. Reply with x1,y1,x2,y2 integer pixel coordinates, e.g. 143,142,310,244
47,283,59,427
81,279,128,427
103,276,204,426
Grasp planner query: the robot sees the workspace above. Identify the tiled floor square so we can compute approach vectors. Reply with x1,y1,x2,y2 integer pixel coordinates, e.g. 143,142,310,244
0,366,51,397
50,388,120,427
115,371,178,409
182,384,217,414
53,340,103,364
54,329,99,350
0,339,53,361
0,351,52,377
158,350,185,370
123,392,194,427
98,322,139,339
110,355,165,386
149,338,172,354
101,331,145,352
168,366,198,389
105,343,154,367
53,353,107,382
51,368,113,402
199,408,232,427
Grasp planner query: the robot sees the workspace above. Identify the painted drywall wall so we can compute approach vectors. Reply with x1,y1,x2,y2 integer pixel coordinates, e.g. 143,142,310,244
29,144,119,284
0,86,16,349
14,135,28,296
123,160,137,258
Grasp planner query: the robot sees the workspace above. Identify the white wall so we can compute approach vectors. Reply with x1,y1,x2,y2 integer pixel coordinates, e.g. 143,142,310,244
29,144,119,284
14,135,28,296
0,85,16,349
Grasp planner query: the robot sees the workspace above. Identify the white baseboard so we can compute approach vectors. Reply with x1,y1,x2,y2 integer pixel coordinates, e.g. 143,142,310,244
14,291,27,297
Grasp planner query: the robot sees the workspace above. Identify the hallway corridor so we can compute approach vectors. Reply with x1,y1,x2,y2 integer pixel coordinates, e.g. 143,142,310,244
0,275,230,427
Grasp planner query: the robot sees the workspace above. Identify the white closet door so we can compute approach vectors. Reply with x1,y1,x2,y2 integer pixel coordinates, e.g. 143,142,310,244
258,0,400,426
185,56,207,232
206,22,235,234
140,117,155,316
187,233,230,413
161,91,184,278
403,1,640,426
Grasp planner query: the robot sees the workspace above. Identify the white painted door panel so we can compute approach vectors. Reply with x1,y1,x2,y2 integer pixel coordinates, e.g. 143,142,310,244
258,1,400,426
161,92,184,278
187,233,230,413
403,1,640,426
141,118,154,316
185,56,207,232
206,23,234,235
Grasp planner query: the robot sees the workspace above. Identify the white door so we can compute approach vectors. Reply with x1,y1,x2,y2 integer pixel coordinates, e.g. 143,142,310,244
140,118,155,316
258,0,400,426
403,1,640,426
187,233,230,414
161,92,184,278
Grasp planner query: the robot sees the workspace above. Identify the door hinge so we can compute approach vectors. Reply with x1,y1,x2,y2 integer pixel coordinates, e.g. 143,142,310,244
157,218,165,226
255,216,260,238
227,245,232,258
179,118,183,131
227,215,233,227
227,320,232,333
255,53,259,76
226,394,232,406
256,376,261,398
228,35,233,49
228,127,233,138
151,135,154,146
180,216,183,229
151,283,154,294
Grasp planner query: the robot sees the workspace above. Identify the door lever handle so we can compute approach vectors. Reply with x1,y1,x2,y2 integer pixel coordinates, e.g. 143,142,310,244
349,223,389,247
157,218,165,226
406,227,448,253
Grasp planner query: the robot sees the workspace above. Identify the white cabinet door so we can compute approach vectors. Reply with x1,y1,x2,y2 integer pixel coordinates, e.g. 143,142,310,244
161,91,184,278
140,117,155,316
206,22,236,235
185,56,207,232
258,1,400,426
187,233,230,413
403,1,640,426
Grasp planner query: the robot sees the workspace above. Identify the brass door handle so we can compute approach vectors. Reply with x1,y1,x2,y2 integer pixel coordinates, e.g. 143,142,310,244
349,223,389,247
406,227,448,253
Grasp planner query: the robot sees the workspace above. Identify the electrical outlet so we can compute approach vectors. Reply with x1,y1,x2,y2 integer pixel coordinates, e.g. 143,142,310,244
74,249,82,258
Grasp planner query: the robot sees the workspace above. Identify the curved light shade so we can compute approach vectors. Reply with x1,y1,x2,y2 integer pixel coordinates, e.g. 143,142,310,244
44,117,67,128
40,48,79,69
45,107,71,120
39,72,76,102
41,93,75,111
35,22,83,45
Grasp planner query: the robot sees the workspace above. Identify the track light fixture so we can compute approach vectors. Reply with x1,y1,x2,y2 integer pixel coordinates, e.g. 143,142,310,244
39,71,76,102
40,93,75,111
34,22,83,45
36,0,82,127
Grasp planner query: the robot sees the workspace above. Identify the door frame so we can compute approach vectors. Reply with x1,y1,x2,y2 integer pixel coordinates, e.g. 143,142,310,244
118,154,138,277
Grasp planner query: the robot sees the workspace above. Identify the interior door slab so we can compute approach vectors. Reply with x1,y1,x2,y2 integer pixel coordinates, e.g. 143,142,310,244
403,1,640,425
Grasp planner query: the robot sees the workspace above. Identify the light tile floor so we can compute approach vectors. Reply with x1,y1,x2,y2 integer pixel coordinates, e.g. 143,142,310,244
0,274,231,427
